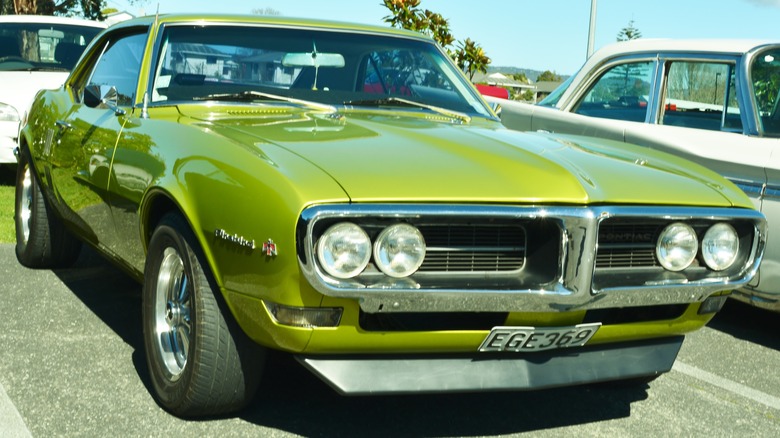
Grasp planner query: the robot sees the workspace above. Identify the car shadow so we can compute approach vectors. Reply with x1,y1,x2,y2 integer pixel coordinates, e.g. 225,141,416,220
241,351,649,437
706,298,780,351
53,245,650,435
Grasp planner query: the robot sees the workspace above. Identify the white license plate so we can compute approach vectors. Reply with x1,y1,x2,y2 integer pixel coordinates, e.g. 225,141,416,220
478,323,601,353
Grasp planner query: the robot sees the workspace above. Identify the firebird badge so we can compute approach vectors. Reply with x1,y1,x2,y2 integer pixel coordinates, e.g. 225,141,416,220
262,239,278,257
214,228,255,250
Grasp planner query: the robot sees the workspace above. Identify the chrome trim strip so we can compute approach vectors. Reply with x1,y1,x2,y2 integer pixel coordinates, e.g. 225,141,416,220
762,184,780,201
728,177,765,198
298,204,767,313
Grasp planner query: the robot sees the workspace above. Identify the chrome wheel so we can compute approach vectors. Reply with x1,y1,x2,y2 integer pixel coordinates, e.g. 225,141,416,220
153,247,191,380
18,165,32,244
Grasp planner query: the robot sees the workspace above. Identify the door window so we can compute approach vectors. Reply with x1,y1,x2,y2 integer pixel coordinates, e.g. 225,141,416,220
751,48,780,137
660,61,741,132
85,32,147,106
573,61,653,122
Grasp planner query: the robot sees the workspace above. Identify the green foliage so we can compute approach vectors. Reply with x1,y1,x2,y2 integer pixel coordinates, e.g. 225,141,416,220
0,167,15,244
2,0,106,20
617,20,642,42
537,70,562,82
511,72,530,84
516,89,535,101
454,38,490,80
752,51,780,117
381,0,490,77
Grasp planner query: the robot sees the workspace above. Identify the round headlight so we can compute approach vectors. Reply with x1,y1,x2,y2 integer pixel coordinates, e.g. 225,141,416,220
316,222,371,279
656,222,698,271
0,103,20,122
373,223,426,278
701,223,739,271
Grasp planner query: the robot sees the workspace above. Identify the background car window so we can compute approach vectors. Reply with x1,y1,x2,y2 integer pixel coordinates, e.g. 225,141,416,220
572,61,653,122
751,49,780,137
0,23,102,71
87,33,146,106
660,61,741,132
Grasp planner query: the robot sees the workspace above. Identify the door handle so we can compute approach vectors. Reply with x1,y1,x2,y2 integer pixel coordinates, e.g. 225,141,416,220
55,120,72,134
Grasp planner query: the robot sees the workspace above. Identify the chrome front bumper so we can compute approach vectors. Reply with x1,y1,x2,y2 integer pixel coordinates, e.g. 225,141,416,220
297,336,683,394
299,205,767,313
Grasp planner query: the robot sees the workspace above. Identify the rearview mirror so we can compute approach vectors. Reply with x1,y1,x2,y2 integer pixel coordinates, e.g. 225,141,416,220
282,52,345,68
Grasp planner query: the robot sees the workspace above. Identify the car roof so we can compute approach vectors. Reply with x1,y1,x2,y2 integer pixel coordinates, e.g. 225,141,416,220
0,14,107,27
586,38,778,67
108,13,429,41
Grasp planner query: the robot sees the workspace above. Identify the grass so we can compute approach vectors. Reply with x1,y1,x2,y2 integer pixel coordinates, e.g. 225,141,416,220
0,166,16,244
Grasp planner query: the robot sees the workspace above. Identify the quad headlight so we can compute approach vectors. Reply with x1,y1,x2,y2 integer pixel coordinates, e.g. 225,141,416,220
373,223,426,277
701,223,739,271
316,222,427,279
316,222,371,279
656,222,698,271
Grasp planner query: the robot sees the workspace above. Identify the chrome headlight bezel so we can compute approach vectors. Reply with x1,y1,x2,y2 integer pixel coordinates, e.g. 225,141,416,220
315,222,372,279
373,223,426,278
701,223,739,271
656,222,698,271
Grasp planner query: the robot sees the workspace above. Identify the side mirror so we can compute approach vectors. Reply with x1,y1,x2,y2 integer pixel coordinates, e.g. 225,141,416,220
83,84,126,115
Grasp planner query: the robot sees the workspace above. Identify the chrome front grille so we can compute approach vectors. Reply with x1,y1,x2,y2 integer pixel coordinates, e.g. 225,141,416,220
418,225,525,272
596,223,660,268
298,205,766,313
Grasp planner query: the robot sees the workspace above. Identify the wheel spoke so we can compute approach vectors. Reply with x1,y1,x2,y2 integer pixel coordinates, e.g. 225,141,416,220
153,247,192,380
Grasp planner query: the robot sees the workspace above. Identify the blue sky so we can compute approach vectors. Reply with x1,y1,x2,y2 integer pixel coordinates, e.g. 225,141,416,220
105,0,780,76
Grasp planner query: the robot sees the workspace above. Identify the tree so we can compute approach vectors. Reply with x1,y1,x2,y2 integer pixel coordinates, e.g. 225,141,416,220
617,19,642,42
510,72,530,84
381,0,489,78
2,0,105,19
537,70,562,82
454,38,490,80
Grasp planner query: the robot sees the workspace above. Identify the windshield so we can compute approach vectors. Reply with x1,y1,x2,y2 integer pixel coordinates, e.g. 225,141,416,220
537,74,575,108
750,47,780,138
151,25,493,118
0,22,102,72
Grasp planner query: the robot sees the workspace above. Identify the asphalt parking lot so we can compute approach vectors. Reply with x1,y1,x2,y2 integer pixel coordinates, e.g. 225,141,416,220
2,243,780,437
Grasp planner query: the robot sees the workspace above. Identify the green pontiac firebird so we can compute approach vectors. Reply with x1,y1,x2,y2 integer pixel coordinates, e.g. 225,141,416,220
14,14,767,417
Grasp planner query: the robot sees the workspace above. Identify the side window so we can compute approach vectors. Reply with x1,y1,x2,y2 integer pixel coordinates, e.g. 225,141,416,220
573,61,653,122
751,49,780,137
660,61,741,132
85,32,147,106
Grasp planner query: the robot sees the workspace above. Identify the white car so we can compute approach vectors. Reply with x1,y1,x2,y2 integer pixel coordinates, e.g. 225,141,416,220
490,39,780,311
0,15,105,164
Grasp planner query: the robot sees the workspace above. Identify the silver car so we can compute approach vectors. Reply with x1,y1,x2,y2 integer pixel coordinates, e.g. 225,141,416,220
490,39,780,311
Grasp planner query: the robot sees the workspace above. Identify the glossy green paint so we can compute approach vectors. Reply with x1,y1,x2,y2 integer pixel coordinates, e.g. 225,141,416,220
178,104,750,207
19,14,759,356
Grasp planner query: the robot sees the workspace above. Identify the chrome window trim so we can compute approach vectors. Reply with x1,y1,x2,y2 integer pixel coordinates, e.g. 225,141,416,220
298,204,766,314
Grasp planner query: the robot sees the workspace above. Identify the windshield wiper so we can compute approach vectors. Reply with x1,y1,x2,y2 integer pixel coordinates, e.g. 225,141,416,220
192,90,336,113
343,96,471,123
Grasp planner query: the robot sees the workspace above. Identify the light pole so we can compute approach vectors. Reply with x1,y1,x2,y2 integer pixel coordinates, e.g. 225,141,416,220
587,0,598,59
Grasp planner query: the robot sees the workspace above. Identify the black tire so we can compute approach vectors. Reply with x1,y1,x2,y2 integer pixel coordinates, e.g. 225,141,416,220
15,147,81,268
142,213,264,417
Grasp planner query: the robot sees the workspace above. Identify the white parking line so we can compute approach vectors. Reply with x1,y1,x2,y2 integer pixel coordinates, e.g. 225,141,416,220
0,381,32,438
673,361,780,411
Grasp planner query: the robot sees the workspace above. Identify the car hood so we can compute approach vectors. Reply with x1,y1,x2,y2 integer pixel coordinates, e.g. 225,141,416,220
182,107,748,207
0,71,68,116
